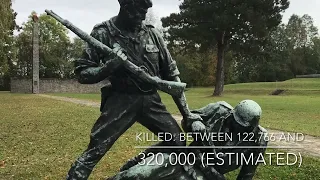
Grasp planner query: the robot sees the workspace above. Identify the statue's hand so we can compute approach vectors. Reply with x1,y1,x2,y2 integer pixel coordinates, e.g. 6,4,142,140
188,114,205,132
110,43,127,66
181,113,204,133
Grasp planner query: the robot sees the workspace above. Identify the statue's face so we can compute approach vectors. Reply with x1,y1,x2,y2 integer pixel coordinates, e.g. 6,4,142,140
123,3,149,27
230,115,254,133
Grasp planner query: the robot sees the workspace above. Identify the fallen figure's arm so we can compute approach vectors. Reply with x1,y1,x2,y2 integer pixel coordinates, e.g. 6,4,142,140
108,100,268,180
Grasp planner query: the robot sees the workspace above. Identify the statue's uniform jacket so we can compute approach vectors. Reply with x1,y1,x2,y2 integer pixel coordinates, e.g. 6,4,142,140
67,17,184,179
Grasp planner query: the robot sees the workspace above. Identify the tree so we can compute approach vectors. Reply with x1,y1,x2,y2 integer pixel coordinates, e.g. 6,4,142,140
15,32,32,77
310,37,320,74
0,0,18,90
15,12,71,78
66,37,86,78
162,0,289,96
285,14,319,76
234,24,293,82
175,49,216,87
69,37,85,60
232,14,320,82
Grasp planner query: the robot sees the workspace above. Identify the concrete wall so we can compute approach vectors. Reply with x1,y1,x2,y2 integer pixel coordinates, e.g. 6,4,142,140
10,78,109,93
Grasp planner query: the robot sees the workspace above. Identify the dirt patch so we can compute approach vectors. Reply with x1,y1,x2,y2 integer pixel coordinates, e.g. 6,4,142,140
270,89,287,95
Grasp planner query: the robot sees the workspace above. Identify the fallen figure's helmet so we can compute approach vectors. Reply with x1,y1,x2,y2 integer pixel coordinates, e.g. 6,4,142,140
233,100,262,128
185,100,262,134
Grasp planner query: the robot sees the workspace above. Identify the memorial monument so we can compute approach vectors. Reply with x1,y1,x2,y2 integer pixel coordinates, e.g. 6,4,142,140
45,0,269,179
32,13,39,94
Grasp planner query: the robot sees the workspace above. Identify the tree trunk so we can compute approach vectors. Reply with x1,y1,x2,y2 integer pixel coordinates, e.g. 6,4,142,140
213,32,225,96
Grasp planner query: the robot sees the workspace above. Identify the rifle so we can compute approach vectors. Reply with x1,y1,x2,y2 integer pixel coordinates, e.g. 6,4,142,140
45,9,186,97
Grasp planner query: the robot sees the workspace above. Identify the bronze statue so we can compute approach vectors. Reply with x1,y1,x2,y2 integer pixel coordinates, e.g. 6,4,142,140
46,0,204,179
107,100,268,180
45,0,269,179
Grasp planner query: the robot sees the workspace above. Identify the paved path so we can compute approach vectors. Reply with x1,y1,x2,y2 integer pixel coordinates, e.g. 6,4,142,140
38,94,320,158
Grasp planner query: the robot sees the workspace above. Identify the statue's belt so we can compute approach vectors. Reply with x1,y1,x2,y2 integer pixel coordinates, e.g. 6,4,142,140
110,77,157,94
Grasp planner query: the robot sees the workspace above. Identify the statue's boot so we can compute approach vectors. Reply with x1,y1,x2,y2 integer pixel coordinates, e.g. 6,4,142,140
66,161,93,180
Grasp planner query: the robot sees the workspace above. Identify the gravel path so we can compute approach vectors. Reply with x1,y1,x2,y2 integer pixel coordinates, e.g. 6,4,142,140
38,94,320,158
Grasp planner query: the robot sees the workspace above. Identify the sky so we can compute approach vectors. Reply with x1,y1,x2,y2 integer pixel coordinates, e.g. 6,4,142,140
12,0,320,38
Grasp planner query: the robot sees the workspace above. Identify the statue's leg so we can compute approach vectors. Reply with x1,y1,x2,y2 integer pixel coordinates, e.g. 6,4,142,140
66,93,143,180
120,93,186,171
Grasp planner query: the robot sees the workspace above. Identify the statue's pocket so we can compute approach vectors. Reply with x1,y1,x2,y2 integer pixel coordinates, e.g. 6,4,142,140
145,44,160,64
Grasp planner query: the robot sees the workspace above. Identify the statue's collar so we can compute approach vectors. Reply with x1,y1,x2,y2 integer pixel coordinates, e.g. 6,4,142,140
108,16,148,37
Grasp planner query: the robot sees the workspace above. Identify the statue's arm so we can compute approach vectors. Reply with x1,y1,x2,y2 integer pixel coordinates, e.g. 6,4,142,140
153,28,202,125
172,76,192,117
171,77,205,134
74,27,122,84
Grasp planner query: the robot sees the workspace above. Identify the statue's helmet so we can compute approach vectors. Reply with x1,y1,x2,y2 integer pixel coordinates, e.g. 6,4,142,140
233,100,262,128
118,0,153,8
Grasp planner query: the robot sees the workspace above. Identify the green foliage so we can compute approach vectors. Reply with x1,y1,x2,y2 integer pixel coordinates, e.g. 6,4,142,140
162,0,289,50
15,31,32,77
15,12,75,79
66,37,86,79
0,0,18,90
233,14,320,83
162,0,289,95
286,14,319,76
69,37,85,61
13,12,87,80
174,49,216,87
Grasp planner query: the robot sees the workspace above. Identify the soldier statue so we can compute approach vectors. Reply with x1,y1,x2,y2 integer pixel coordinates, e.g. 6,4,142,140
66,0,204,179
44,0,268,179
109,100,269,180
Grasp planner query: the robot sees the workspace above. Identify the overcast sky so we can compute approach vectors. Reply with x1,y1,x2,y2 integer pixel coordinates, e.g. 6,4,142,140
12,0,320,37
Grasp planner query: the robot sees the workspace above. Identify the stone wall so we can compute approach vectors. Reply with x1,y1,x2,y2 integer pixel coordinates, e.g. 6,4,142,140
10,78,33,93
10,78,109,93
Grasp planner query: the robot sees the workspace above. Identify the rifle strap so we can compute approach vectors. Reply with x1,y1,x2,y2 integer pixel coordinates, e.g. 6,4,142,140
104,20,155,93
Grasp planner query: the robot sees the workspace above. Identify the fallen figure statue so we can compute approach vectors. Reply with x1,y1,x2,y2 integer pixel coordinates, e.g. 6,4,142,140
106,100,269,180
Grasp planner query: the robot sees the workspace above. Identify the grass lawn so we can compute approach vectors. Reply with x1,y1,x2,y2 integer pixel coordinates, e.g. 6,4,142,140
1,92,320,179
50,78,320,137
0,93,150,179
